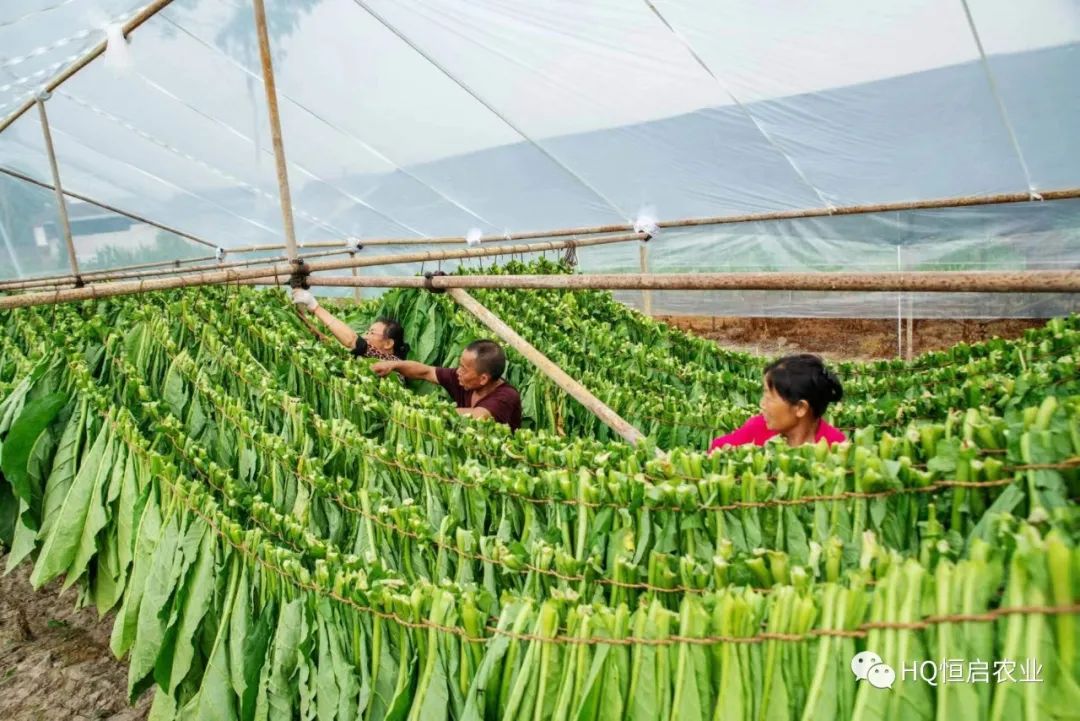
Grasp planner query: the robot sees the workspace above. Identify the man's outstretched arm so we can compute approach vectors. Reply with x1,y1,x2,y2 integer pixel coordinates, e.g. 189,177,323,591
371,360,438,384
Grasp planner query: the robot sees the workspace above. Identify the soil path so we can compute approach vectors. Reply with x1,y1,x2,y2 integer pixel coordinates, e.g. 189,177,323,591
0,554,150,721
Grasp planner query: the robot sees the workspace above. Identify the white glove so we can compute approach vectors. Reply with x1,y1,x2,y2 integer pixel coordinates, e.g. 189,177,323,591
292,288,317,310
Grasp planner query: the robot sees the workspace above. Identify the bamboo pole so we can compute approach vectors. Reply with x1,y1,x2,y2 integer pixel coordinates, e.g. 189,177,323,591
447,288,650,448
252,0,298,263
36,96,81,284
0,233,642,310
3,247,356,292
906,296,915,361
0,257,212,291
279,270,1080,293
216,186,1080,254
0,165,218,249
0,229,626,292
0,0,178,135
639,242,652,316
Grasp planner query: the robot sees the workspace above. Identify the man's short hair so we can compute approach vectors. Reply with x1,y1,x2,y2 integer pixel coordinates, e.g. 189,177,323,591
465,339,506,380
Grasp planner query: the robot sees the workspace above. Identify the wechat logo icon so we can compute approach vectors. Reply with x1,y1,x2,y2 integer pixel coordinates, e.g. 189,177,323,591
851,651,895,690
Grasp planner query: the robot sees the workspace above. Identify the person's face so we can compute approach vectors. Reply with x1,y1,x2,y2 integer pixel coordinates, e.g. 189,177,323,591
362,322,394,353
760,376,809,432
457,350,490,391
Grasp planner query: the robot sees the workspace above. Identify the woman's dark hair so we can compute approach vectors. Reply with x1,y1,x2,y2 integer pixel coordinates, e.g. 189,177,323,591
764,354,843,418
377,317,409,359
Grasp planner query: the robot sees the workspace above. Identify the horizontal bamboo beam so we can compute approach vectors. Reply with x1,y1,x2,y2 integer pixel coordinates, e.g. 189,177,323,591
225,228,613,253
0,223,616,291
0,247,356,292
447,288,650,448
0,253,220,290
220,186,1080,254
0,233,641,310
276,270,1080,294
0,0,178,135
0,165,217,250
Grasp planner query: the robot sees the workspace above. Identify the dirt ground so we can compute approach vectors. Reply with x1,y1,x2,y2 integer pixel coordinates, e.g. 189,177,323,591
0,316,1049,719
0,554,150,721
655,315,1047,362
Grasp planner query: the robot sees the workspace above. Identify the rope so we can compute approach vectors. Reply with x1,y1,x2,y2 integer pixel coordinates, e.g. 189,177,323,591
294,304,330,343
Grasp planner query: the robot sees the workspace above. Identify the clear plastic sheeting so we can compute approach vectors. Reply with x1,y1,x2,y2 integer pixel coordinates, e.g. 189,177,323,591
613,290,1080,320
0,0,147,115
0,170,207,279
583,199,1080,318
0,0,1077,318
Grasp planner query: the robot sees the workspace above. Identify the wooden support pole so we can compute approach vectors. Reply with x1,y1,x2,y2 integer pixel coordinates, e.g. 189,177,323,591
0,233,642,310
639,242,652,316
36,96,80,284
0,0,178,134
447,288,650,448
252,0,299,263
906,295,915,361
284,270,1080,294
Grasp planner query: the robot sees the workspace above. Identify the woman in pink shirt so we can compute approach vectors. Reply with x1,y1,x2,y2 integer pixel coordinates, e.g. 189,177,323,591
710,354,846,452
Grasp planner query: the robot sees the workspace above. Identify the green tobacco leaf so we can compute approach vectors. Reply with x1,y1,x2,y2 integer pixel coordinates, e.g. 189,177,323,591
267,598,304,721
178,559,240,721
315,610,339,721
29,421,110,589
5,499,37,572
0,370,39,435
64,434,119,591
37,399,85,541
236,600,275,721
2,392,67,514
115,451,141,591
128,513,182,698
331,608,362,721
112,483,162,658
163,356,189,419
167,530,218,697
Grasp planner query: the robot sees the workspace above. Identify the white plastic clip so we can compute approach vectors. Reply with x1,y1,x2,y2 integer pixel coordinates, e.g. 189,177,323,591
633,209,658,237
1029,190,1043,202
215,247,225,262
104,24,131,71
345,236,363,252
465,228,483,247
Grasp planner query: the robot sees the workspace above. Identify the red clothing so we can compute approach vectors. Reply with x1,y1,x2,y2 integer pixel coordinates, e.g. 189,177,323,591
709,414,845,452
435,367,522,431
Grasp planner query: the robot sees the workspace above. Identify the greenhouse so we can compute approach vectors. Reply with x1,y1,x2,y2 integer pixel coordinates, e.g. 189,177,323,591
0,1,1078,720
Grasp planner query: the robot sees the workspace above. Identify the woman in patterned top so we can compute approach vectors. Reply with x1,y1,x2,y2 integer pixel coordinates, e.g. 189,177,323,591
292,288,409,361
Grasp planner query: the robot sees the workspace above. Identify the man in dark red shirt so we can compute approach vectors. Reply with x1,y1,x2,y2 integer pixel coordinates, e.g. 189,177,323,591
371,340,522,431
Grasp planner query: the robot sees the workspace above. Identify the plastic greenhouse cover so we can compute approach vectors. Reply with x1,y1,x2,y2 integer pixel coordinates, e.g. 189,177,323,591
1,0,1078,319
